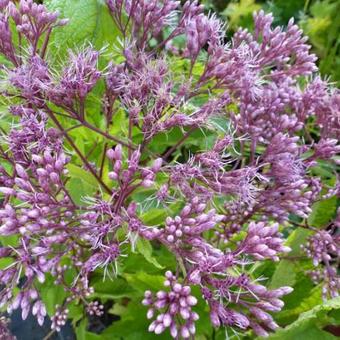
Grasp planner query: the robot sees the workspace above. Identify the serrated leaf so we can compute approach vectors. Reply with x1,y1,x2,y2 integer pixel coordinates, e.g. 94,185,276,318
269,228,311,289
269,228,315,305
45,0,120,55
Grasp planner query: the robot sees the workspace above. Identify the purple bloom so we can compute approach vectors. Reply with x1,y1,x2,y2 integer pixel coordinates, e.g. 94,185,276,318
143,272,199,338
0,0,339,337
47,48,101,111
304,229,340,299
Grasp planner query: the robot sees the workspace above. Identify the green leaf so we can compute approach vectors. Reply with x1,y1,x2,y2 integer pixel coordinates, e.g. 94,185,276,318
104,281,204,339
269,260,296,289
67,163,99,189
278,274,316,320
267,322,337,340
269,228,318,321
75,318,87,340
277,285,323,324
124,271,164,293
39,274,67,315
91,275,136,300
136,238,164,269
66,177,90,205
0,234,19,248
140,208,167,226
148,128,184,154
270,228,312,289
0,257,14,270
286,228,312,257
103,297,167,340
68,301,84,325
308,196,338,228
266,297,340,340
222,0,260,29
45,0,120,55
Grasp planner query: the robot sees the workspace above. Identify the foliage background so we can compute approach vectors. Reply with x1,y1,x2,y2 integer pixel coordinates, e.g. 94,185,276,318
1,0,339,339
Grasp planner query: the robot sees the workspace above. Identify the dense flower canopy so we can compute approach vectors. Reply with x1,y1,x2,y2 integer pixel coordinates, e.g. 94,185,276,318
0,0,339,338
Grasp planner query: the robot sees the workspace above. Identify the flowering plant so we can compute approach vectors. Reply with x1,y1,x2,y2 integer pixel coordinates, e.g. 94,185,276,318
0,0,339,338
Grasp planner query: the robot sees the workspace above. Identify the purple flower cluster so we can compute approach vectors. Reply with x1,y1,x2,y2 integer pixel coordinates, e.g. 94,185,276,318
0,0,339,338
160,198,223,244
48,48,101,111
304,227,340,299
240,222,291,261
51,305,69,332
0,0,66,64
142,271,199,338
0,316,15,340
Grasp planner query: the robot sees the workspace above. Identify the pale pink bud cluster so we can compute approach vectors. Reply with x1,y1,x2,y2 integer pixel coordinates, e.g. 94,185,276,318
2,0,67,60
142,271,199,338
304,230,340,298
241,222,291,261
0,0,339,337
107,145,162,188
51,306,69,332
161,199,223,245
86,301,104,316
10,289,46,325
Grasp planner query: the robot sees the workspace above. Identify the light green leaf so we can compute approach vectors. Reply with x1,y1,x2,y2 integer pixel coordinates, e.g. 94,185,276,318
269,260,296,289
45,0,120,55
66,178,90,205
0,234,19,248
277,285,323,323
91,275,136,299
0,258,14,270
136,238,164,269
39,275,67,315
140,208,167,226
222,0,260,29
270,228,312,288
266,297,340,340
286,228,312,257
124,271,164,292
308,196,337,228
67,163,99,189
